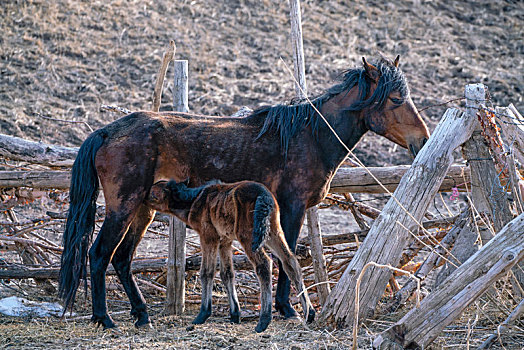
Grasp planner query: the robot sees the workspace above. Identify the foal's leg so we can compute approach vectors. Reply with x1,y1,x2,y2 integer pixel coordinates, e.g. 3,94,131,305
275,201,306,319
244,247,273,333
111,204,155,328
266,233,315,323
89,207,138,329
218,241,240,323
193,237,218,325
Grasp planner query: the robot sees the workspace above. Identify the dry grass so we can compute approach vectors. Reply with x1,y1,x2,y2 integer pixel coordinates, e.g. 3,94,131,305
1,0,524,348
1,0,522,163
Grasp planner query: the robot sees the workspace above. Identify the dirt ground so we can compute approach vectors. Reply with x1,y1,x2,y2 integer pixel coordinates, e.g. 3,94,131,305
1,0,523,349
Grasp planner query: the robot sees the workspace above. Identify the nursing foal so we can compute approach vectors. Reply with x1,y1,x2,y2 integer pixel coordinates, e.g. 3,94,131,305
146,179,315,333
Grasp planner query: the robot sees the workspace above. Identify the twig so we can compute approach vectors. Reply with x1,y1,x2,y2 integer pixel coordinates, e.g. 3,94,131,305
12,220,61,237
36,113,93,132
152,40,176,112
100,105,132,115
353,261,420,350
0,234,63,253
344,193,370,230
477,298,524,349
418,97,465,112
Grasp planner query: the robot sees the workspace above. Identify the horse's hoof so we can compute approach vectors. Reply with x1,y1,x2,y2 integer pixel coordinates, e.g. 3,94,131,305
105,327,124,335
192,312,211,325
275,302,299,319
91,314,117,329
255,319,271,333
135,318,152,329
305,308,316,323
230,312,240,324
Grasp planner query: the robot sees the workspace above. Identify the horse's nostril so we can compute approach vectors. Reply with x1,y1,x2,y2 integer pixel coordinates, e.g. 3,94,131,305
422,137,428,147
409,144,417,157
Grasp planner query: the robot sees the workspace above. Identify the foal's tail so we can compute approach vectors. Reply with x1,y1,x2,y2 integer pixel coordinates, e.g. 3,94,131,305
58,130,106,313
251,189,277,252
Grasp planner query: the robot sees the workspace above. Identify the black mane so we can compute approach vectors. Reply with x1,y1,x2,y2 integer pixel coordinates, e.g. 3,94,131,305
167,179,222,203
251,58,409,155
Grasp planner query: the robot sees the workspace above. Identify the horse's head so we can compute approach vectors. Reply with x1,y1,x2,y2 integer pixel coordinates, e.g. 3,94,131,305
358,56,429,156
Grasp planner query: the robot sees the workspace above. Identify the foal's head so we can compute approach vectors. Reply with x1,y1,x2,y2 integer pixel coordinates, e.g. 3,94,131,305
147,179,222,218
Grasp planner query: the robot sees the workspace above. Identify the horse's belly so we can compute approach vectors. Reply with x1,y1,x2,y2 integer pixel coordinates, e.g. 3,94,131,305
214,219,237,241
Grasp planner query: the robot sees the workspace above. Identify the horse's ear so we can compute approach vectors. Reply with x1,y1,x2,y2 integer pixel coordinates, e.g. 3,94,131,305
393,55,400,68
362,57,379,82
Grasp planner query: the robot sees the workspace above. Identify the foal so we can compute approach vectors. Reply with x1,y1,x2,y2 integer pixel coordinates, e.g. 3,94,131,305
146,180,315,333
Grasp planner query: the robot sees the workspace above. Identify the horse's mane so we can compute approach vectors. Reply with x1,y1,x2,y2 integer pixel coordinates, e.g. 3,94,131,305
250,58,409,155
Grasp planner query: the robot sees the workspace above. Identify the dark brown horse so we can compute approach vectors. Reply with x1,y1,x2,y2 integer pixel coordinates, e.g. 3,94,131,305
145,179,315,332
59,56,429,329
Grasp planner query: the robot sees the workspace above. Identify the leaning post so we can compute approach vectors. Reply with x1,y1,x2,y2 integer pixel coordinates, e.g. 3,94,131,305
318,107,478,330
165,60,189,315
288,0,331,305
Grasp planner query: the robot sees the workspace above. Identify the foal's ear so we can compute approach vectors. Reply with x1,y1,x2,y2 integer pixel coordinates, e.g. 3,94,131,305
362,57,379,82
393,55,400,68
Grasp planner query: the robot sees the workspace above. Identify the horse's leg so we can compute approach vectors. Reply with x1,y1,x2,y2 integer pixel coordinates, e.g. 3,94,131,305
266,233,315,323
111,204,155,328
193,237,218,325
218,241,240,324
89,206,138,329
244,247,273,333
275,201,306,319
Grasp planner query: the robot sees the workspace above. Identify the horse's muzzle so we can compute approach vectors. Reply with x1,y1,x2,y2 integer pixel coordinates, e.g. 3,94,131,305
409,137,428,157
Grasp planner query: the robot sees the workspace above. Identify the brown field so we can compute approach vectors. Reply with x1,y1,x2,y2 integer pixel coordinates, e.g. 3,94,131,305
0,0,523,349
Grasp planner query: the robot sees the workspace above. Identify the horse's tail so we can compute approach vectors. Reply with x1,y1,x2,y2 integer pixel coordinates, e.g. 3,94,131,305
251,188,276,252
58,130,106,312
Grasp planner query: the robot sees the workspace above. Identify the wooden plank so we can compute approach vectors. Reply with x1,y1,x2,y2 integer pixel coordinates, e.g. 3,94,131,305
0,255,245,280
0,134,77,167
0,170,71,189
0,246,316,280
318,107,478,329
0,165,471,193
330,164,470,194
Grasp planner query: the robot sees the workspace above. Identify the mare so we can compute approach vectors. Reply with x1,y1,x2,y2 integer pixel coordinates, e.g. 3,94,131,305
59,56,430,329
145,179,315,332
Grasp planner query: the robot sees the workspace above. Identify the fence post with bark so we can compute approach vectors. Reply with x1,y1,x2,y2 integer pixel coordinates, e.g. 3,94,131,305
165,59,189,316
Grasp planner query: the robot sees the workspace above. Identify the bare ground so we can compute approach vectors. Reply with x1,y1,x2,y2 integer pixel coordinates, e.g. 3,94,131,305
1,0,523,349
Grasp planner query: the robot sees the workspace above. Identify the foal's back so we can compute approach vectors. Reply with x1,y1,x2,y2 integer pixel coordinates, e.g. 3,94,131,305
188,181,279,244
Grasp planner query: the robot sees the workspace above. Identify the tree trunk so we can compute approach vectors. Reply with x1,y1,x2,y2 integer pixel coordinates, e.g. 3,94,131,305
0,134,77,167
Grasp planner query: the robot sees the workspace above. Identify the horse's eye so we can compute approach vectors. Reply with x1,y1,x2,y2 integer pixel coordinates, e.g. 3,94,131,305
390,97,403,105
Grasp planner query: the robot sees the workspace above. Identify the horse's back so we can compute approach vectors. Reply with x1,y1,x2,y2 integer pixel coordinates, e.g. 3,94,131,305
196,181,278,239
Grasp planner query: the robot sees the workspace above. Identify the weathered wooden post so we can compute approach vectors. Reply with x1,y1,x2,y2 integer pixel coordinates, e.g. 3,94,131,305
165,60,189,315
461,84,513,234
318,107,478,329
288,0,331,305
